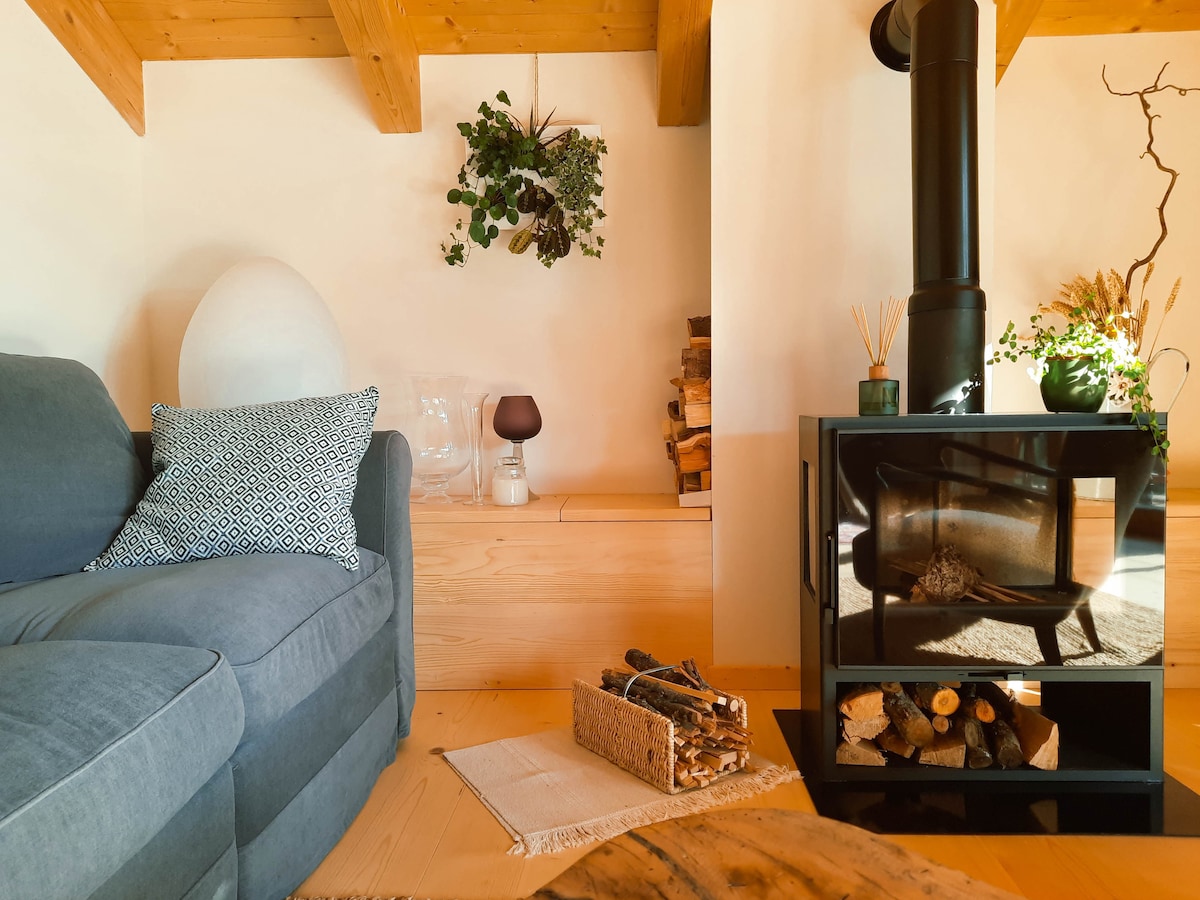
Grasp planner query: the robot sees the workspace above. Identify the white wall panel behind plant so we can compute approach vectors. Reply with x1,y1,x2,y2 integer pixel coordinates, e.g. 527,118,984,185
141,52,710,494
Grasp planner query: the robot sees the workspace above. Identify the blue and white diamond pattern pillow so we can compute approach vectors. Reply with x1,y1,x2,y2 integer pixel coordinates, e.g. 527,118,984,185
86,387,379,572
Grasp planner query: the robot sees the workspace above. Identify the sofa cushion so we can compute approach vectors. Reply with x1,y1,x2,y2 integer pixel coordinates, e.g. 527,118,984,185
0,549,393,738
87,387,379,573
0,641,243,900
0,353,145,584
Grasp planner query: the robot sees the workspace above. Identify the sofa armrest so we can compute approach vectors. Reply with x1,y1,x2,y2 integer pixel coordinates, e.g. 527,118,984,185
352,431,415,735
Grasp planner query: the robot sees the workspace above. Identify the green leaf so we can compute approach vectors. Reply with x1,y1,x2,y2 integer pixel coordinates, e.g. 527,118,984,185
468,221,486,244
506,208,520,225
496,90,510,106
461,191,478,206
490,205,504,220
487,224,500,239
457,123,472,137
447,189,462,204
471,207,485,223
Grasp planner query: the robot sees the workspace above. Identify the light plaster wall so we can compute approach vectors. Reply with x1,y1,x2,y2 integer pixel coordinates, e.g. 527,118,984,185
141,52,710,493
993,33,1200,487
710,0,997,665
0,3,147,421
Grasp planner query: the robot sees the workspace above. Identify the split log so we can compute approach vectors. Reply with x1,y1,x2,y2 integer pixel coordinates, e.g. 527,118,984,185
876,726,916,759
883,689,935,748
837,739,886,766
988,718,1025,769
918,731,966,768
838,685,885,721
961,697,997,724
976,681,1016,717
843,714,890,743
915,682,961,716
1011,701,1059,771
961,717,994,770
681,348,711,379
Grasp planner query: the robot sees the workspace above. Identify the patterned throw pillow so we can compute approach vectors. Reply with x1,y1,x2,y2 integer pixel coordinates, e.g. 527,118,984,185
86,387,379,572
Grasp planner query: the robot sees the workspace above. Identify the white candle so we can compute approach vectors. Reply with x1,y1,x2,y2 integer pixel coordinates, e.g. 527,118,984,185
492,469,529,506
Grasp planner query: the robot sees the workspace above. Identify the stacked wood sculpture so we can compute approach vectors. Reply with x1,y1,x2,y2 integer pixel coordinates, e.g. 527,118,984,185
835,681,1059,771
663,316,711,500
599,649,750,789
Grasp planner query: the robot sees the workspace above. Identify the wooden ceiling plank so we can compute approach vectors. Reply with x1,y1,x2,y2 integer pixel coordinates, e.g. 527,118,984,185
120,16,347,60
410,12,657,54
996,0,1043,85
655,0,710,126
328,0,421,133
103,0,333,22
26,0,145,134
1030,0,1200,36
409,0,659,14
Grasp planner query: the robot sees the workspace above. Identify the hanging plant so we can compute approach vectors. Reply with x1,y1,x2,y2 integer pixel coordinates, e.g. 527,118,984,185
441,91,607,269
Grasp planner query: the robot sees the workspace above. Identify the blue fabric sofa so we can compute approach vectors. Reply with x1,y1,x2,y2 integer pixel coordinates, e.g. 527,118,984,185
0,353,415,900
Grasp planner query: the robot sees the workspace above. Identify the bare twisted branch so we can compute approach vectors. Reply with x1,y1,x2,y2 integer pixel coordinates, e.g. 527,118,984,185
1101,63,1200,294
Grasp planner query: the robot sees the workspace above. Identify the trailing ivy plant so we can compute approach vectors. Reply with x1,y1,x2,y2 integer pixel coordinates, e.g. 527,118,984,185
441,91,607,269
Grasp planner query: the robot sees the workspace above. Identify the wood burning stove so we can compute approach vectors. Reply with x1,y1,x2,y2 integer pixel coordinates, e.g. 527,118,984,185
792,413,1177,833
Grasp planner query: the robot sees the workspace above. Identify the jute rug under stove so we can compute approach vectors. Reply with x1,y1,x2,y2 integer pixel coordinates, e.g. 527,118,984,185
441,727,800,857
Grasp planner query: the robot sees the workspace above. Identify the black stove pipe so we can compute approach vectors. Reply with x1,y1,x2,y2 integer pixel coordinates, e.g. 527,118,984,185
871,0,985,413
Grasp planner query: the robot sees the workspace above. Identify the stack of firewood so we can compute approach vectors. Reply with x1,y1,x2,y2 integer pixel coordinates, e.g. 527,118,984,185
836,681,1059,770
599,649,749,788
663,315,711,501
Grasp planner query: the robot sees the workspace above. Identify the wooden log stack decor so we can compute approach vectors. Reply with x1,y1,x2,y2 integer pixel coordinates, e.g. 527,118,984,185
663,316,711,501
836,682,1059,771
576,648,750,791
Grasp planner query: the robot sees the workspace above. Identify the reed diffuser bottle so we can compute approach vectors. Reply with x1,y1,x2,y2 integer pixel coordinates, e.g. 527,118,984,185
852,297,906,416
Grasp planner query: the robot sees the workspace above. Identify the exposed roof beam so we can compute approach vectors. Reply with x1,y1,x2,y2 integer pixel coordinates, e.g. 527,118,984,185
327,0,422,133
656,0,712,126
25,0,145,135
996,0,1044,84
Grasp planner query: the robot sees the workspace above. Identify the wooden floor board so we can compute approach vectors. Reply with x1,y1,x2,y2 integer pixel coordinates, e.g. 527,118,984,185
296,688,1200,900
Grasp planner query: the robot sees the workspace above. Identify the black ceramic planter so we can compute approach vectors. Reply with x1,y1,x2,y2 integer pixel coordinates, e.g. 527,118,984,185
1039,357,1107,413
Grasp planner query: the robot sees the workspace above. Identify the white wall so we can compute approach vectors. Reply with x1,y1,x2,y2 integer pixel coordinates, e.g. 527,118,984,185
0,3,146,420
710,0,997,665
140,52,711,493
994,33,1200,487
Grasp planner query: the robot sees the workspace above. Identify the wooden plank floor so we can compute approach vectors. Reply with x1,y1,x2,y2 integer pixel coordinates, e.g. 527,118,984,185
295,689,1200,900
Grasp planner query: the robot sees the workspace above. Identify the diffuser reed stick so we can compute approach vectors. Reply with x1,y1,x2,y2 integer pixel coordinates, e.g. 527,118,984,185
852,297,907,379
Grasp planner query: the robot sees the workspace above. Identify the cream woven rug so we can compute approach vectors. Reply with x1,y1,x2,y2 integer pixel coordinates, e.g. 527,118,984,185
442,727,800,857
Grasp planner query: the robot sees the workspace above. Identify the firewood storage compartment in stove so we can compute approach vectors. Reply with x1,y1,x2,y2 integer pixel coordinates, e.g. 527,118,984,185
797,414,1167,790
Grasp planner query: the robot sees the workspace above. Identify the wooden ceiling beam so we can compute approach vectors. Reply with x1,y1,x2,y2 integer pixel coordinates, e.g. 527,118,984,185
996,0,1044,85
25,0,145,134
327,0,422,133
655,0,712,127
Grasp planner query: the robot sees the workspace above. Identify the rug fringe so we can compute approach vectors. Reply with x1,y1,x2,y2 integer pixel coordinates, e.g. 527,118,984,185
506,763,802,857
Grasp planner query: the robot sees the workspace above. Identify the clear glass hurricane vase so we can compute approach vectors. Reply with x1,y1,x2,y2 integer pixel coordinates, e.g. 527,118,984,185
462,392,489,506
405,374,470,504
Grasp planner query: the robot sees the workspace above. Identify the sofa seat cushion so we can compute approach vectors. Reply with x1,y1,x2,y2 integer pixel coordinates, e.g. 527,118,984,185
0,641,243,900
0,549,392,738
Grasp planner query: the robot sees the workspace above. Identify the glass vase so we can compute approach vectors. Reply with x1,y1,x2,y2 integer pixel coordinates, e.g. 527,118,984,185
405,374,470,503
462,392,489,506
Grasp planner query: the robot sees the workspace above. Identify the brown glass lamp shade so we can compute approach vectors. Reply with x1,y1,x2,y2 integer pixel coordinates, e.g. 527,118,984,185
493,395,542,443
